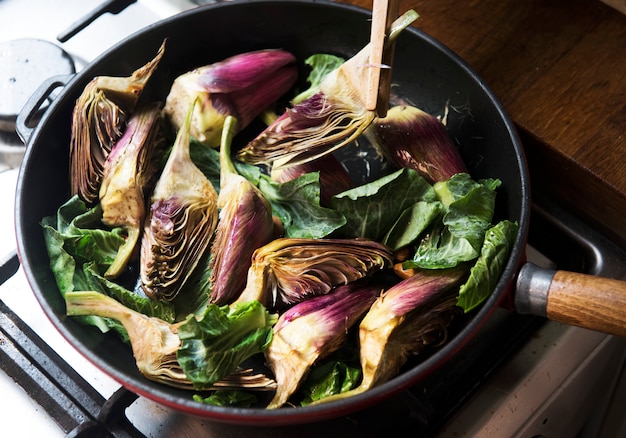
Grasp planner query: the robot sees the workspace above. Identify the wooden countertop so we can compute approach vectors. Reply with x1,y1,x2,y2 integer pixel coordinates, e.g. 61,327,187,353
343,0,626,249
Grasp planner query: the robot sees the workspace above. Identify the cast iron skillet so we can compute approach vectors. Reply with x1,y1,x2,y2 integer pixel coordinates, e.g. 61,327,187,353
14,0,626,426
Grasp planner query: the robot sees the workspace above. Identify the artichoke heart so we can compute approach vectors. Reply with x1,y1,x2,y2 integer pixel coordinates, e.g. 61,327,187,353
140,99,219,302
209,116,274,305
70,40,166,204
99,102,165,279
236,10,419,169
265,281,382,409
162,49,297,147
236,237,393,309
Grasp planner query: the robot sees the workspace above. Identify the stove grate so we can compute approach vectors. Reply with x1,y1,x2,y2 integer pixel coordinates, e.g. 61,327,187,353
0,251,143,437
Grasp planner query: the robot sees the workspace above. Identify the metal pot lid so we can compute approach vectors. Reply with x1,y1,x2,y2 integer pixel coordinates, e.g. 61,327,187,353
0,38,75,132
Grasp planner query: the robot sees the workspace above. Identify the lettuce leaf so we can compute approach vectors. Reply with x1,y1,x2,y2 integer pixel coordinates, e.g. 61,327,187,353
258,172,346,238
382,201,442,251
457,220,519,312
176,300,276,390
331,168,437,240
292,53,345,104
299,360,361,406
193,390,257,407
407,173,500,269
41,195,175,335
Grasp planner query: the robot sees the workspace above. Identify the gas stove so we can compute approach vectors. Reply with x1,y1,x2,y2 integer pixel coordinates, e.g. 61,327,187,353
1,1,625,436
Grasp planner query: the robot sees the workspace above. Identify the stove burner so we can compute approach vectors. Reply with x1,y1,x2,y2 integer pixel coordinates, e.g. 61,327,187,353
0,39,75,132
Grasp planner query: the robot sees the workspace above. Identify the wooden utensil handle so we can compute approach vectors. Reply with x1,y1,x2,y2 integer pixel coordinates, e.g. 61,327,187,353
546,270,626,337
516,263,626,337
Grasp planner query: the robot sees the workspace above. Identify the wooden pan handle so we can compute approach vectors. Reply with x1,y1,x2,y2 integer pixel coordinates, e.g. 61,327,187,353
516,263,626,337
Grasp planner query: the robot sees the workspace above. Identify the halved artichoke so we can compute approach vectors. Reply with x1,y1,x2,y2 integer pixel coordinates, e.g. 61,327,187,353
208,116,274,305
311,267,466,405
265,281,382,408
70,40,166,204
99,102,165,279
162,49,297,147
368,104,468,184
236,10,419,169
65,291,276,391
140,99,219,302
236,237,393,309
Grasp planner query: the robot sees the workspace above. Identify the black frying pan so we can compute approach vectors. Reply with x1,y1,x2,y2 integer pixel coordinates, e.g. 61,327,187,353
14,0,626,426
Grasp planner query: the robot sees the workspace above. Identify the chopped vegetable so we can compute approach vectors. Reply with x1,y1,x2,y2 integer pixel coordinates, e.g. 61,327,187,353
99,102,165,279
208,116,274,305
236,237,393,309
140,100,219,302
163,49,297,147
70,40,165,204
265,281,382,408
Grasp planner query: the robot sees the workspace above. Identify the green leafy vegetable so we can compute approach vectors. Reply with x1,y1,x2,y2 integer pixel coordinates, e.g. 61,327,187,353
42,196,176,337
291,53,345,104
382,201,443,251
193,390,258,407
258,172,346,238
331,168,437,240
406,173,500,269
457,220,519,312
299,360,361,406
176,300,276,390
